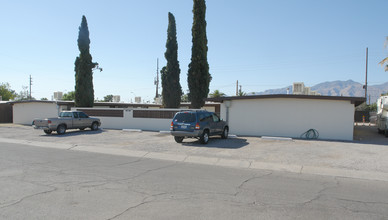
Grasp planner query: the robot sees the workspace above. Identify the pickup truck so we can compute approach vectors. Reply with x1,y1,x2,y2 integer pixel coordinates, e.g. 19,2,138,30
33,111,101,135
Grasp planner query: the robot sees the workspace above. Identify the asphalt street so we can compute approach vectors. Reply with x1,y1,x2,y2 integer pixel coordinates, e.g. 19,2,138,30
1,124,388,182
1,142,388,220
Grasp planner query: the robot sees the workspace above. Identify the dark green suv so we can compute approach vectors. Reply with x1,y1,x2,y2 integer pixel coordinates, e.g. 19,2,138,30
170,110,229,144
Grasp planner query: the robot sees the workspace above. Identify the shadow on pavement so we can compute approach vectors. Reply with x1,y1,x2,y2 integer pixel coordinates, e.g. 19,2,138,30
181,137,249,149
353,125,388,146
39,129,105,137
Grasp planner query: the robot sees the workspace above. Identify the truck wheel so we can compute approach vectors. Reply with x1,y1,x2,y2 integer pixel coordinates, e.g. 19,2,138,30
91,122,99,131
221,127,229,139
44,129,52,135
57,125,66,135
200,130,209,144
174,136,184,143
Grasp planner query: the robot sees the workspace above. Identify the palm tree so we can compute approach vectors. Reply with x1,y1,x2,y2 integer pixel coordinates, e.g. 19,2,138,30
379,37,388,71
209,90,226,98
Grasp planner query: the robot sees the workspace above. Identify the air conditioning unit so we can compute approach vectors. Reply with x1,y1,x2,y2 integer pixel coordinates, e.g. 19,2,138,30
135,96,141,103
53,92,63,100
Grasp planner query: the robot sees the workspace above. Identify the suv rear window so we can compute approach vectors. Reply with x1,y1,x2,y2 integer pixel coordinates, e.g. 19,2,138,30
174,113,196,123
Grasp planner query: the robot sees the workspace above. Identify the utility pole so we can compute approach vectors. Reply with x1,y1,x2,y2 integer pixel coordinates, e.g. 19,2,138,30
154,58,159,99
236,80,238,96
29,75,32,100
364,47,368,103
369,94,371,105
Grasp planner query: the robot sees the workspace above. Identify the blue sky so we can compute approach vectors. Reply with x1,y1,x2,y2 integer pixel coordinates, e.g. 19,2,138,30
1,0,387,102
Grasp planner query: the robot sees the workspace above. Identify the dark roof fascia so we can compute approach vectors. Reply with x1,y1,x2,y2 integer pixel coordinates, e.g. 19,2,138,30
93,102,162,108
8,100,74,105
205,95,366,106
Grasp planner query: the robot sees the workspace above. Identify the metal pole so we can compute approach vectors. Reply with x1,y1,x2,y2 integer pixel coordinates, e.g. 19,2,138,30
155,58,159,99
365,47,368,103
236,80,238,96
29,75,32,100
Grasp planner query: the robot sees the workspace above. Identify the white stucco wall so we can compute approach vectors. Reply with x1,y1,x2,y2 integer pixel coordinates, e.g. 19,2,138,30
220,98,355,141
13,102,59,125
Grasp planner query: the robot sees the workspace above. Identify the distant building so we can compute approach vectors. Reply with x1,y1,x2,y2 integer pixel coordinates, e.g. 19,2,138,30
135,97,141,103
113,95,120,103
292,82,320,95
53,92,63,100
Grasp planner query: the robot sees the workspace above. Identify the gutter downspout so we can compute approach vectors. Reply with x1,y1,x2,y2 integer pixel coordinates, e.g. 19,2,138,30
224,101,231,124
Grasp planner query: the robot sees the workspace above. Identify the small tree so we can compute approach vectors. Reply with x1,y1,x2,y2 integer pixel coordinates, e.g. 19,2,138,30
103,94,114,102
0,83,16,101
238,90,247,96
187,0,211,108
74,16,99,107
379,37,388,71
62,91,75,101
181,93,190,102
15,86,33,101
161,12,182,108
209,90,225,98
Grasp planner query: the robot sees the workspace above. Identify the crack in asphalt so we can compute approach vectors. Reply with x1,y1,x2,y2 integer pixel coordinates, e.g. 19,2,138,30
67,144,78,150
0,187,58,209
106,192,170,220
106,198,153,220
234,172,273,197
337,198,388,206
338,202,388,218
116,163,179,183
110,158,143,167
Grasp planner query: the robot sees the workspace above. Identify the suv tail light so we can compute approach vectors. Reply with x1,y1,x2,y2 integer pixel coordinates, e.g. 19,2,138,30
195,123,200,130
170,122,174,130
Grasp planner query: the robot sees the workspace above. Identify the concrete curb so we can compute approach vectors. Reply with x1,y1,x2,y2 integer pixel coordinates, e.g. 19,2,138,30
261,136,293,141
122,129,142,132
1,137,387,182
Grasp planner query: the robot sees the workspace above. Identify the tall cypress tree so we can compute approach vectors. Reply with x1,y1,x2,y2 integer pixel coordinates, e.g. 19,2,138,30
161,12,182,108
188,0,211,109
74,15,98,107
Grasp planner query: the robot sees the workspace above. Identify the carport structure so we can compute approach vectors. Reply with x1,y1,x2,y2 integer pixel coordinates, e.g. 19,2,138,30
206,95,365,141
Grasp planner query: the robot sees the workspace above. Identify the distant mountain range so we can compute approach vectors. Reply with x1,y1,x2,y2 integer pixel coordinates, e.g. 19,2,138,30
254,80,388,103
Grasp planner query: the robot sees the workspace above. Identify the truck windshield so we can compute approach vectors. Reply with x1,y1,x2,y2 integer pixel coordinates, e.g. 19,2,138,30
174,113,196,123
59,112,72,117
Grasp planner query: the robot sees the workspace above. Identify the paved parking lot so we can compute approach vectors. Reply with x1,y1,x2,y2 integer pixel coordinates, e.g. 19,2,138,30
0,124,387,181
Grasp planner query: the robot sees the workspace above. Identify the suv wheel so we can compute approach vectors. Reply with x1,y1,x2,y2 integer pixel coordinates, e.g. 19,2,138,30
174,136,184,143
200,130,209,144
221,127,228,139
91,122,99,131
